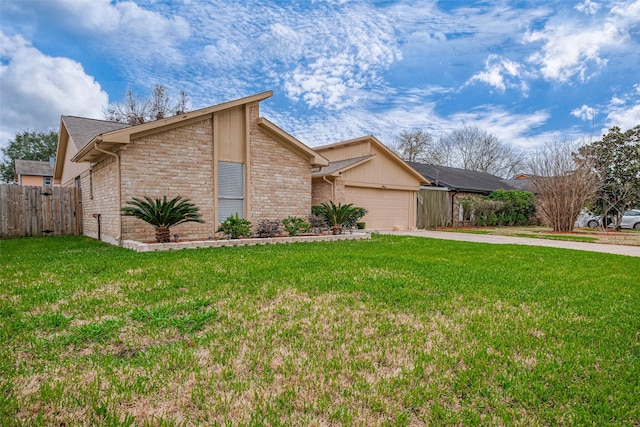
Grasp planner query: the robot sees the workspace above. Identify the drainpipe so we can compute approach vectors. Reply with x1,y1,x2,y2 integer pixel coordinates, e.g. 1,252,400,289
322,176,335,201
92,213,101,241
93,142,122,244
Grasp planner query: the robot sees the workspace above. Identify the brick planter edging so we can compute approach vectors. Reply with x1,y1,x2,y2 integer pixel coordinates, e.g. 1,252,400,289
122,233,371,252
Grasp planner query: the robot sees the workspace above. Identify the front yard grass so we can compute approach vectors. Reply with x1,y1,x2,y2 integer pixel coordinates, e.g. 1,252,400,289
1,235,639,425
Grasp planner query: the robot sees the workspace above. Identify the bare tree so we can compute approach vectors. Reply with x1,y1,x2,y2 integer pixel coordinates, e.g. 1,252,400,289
104,84,189,124
438,125,524,178
527,140,599,232
391,130,442,163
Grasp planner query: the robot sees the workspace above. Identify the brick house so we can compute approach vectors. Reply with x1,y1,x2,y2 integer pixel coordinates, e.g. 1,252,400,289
54,91,328,244
312,136,429,230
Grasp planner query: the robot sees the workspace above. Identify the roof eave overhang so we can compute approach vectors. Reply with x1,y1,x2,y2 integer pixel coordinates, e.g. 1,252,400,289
72,91,275,163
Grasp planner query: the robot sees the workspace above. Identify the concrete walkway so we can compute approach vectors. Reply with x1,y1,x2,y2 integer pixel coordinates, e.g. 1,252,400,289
380,230,640,257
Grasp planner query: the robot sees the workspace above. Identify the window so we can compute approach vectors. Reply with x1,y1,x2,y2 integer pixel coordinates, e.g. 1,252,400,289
218,161,244,220
44,176,52,186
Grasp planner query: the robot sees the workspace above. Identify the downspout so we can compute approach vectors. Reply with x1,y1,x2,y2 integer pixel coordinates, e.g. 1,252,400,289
93,142,122,244
323,176,335,201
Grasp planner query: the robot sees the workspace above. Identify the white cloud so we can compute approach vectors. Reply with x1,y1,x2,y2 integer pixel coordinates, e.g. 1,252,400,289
448,106,551,150
575,0,601,15
467,55,528,93
524,1,640,83
9,0,190,65
0,32,108,146
605,91,640,131
525,21,622,82
571,105,597,121
278,6,400,109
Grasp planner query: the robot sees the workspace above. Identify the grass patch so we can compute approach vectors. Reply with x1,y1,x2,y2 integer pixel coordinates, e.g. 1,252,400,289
443,228,491,235
510,233,599,243
1,235,639,425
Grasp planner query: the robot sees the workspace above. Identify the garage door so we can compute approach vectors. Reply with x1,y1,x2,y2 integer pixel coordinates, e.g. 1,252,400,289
345,186,414,230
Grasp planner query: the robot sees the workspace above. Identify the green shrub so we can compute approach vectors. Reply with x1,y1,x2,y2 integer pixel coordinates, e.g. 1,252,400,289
121,195,203,243
485,189,536,226
282,216,310,236
313,202,368,234
255,219,281,238
462,190,536,226
217,214,251,239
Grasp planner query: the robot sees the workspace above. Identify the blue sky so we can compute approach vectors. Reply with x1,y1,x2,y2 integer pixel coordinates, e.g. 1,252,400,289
1,0,639,152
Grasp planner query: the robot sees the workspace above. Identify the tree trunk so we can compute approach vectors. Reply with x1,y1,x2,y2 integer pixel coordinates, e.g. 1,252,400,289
155,226,171,243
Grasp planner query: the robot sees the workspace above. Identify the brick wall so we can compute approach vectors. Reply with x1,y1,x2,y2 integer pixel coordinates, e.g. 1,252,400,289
311,177,346,206
248,105,312,222
81,156,120,244
120,119,215,242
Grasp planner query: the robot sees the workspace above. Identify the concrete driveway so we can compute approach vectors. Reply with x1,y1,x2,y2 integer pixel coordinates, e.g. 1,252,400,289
380,230,640,257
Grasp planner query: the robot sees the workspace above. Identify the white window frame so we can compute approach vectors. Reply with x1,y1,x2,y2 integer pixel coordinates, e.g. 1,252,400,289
218,161,245,221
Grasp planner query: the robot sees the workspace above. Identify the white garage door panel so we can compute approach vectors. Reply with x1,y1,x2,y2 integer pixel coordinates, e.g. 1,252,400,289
346,187,411,229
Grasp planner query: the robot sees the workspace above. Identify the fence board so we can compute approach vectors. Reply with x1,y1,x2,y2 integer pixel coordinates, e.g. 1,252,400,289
0,184,82,238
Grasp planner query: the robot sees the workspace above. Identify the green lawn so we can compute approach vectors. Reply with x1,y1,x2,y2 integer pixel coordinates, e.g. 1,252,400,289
1,235,639,426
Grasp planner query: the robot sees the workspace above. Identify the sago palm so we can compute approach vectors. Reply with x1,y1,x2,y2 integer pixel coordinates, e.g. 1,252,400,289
121,196,204,243
317,201,361,234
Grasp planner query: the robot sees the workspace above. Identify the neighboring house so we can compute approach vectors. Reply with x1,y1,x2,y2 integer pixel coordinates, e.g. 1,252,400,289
312,136,429,230
14,159,54,186
54,91,328,244
407,162,517,227
504,173,535,193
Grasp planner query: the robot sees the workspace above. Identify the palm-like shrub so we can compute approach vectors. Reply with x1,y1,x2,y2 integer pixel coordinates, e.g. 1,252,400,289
315,201,367,234
121,196,204,243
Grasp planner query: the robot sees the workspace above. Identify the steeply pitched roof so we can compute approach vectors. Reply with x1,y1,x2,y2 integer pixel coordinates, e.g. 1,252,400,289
407,161,516,194
73,91,274,163
15,160,53,177
312,155,374,178
315,135,429,184
61,116,131,151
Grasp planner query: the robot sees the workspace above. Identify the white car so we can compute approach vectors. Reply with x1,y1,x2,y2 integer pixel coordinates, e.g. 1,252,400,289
620,209,640,229
587,209,640,229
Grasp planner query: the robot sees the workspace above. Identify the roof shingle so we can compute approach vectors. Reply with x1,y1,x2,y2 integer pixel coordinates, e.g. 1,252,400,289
15,160,53,177
407,161,516,194
61,116,131,151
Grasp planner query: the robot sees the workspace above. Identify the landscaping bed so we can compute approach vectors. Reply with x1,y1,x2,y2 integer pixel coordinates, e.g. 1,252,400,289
124,232,370,252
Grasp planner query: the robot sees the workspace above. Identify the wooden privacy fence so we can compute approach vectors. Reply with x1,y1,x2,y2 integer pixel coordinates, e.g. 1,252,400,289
417,188,451,229
0,184,82,238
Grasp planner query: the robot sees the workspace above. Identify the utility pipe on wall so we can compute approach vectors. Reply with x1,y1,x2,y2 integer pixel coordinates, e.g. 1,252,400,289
322,176,335,201
93,142,122,243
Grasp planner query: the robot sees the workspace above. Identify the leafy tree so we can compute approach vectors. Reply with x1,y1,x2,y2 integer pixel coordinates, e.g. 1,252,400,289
0,130,58,183
576,125,640,228
528,140,599,232
104,84,189,125
392,130,442,163
438,125,524,178
121,196,204,243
